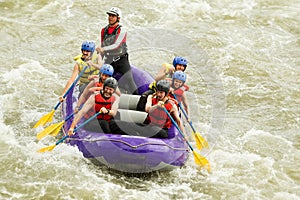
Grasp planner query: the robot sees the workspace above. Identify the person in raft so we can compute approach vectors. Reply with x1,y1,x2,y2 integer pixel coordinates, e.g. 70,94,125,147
136,56,188,111
75,64,121,113
59,41,102,102
68,77,120,135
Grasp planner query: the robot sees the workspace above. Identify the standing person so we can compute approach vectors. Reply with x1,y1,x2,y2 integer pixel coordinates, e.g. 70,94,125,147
136,56,188,111
96,7,138,95
59,41,102,102
68,77,120,135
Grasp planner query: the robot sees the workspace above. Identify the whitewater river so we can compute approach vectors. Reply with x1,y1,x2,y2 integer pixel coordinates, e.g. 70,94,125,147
0,0,299,199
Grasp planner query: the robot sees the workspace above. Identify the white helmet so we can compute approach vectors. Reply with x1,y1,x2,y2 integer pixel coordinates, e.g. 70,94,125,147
106,7,122,18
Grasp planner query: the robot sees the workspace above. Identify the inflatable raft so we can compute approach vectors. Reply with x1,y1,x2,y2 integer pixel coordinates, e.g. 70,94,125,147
61,66,189,173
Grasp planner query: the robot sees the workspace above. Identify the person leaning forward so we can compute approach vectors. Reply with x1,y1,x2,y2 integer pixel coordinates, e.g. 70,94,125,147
96,7,138,95
75,64,121,113
68,77,120,135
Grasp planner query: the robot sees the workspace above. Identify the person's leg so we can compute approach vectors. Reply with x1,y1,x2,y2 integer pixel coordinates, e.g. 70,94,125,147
113,55,138,95
109,120,127,135
78,83,88,98
136,90,154,111
150,127,168,138
98,120,111,133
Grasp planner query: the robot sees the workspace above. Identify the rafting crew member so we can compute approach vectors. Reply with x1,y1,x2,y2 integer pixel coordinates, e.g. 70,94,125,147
136,56,188,111
110,80,185,138
75,64,121,113
96,7,138,95
60,41,102,102
168,71,189,118
68,77,119,134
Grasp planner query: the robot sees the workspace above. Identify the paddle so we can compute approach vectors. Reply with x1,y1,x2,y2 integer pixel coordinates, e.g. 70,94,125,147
36,112,75,140
33,65,89,128
36,104,84,140
172,94,209,150
37,110,102,153
162,106,211,172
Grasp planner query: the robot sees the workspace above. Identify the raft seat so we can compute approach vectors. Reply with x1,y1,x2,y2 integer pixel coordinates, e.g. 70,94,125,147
118,94,147,123
118,109,147,123
119,94,141,110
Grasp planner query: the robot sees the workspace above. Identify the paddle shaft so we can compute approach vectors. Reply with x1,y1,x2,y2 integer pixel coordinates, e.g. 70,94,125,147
162,107,195,151
52,111,101,145
62,104,84,123
173,94,197,133
54,65,89,110
73,111,101,132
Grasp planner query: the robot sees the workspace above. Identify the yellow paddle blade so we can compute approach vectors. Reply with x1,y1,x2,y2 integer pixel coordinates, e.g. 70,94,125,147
48,122,64,137
193,151,211,173
33,110,55,128
36,124,57,140
36,121,64,140
37,144,56,153
194,132,209,150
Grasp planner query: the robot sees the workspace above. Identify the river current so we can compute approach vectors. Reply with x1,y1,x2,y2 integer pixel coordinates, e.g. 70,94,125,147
0,0,299,199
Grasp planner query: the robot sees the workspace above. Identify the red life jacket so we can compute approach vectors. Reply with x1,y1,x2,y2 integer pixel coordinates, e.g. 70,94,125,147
170,87,185,103
145,97,174,129
83,81,105,119
95,81,103,88
94,92,116,121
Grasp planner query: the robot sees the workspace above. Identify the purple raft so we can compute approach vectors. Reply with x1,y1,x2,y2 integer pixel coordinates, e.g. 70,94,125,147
61,66,189,173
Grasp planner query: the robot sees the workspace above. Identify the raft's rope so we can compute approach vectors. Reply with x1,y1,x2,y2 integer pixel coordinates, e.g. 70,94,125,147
68,137,189,151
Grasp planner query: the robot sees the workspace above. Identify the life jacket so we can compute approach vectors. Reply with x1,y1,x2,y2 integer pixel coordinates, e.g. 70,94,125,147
74,52,99,84
95,81,104,89
101,25,127,56
169,86,185,103
144,97,174,129
82,81,105,119
94,92,116,121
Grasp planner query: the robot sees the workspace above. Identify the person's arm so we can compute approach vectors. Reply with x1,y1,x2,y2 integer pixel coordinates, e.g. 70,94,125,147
59,63,79,102
145,94,154,113
88,86,101,93
181,93,189,117
171,103,187,137
115,87,121,96
76,80,96,111
86,53,102,70
68,94,95,135
109,94,120,117
154,63,175,82
96,28,105,54
88,75,99,81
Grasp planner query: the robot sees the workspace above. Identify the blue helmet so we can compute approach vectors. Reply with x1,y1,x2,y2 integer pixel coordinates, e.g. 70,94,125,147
100,64,114,76
81,41,95,53
173,56,188,71
172,71,187,83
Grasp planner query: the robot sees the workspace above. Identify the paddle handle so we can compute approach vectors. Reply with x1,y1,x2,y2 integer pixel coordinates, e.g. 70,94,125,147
54,65,89,110
162,107,194,151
